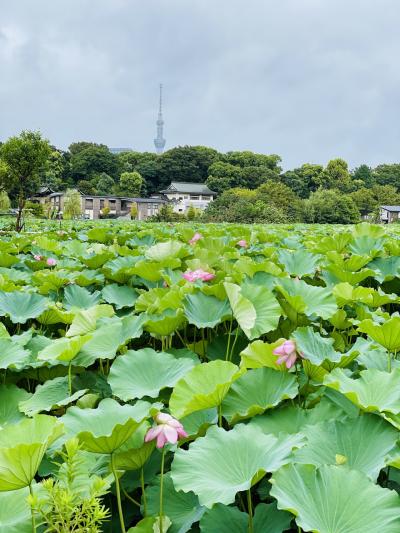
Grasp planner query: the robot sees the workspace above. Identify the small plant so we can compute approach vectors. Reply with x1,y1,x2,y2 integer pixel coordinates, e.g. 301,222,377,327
31,438,110,532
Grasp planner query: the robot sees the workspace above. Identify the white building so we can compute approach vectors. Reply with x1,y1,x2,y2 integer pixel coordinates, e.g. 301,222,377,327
160,182,216,214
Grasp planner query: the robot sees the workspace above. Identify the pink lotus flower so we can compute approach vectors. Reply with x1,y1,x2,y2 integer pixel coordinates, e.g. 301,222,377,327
46,258,57,267
182,269,215,282
273,339,304,369
189,232,202,245
144,412,188,448
237,239,248,248
33,254,42,261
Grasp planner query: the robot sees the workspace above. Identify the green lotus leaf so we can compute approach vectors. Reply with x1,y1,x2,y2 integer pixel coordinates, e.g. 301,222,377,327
143,309,186,337
358,317,400,352
324,368,400,424
0,339,30,370
239,339,286,369
62,398,153,454
180,408,217,438
368,256,400,282
222,367,298,424
224,282,281,340
66,304,114,337
0,486,33,532
0,385,31,428
74,314,145,366
200,501,291,533
37,305,74,325
0,415,63,491
145,240,185,262
101,283,138,309
0,291,48,324
18,376,88,416
276,278,337,319
249,398,349,437
145,473,204,533
63,284,101,309
127,516,171,533
270,463,400,533
108,348,196,400
37,334,91,363
0,253,18,268
169,360,244,419
171,424,303,507
293,414,399,480
278,249,320,277
183,292,231,329
113,422,155,471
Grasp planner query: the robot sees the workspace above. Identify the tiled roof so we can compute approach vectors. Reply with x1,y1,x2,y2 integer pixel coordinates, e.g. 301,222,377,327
381,205,400,212
160,182,216,195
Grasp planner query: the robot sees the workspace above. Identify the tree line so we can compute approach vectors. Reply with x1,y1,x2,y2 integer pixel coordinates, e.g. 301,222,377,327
0,130,400,226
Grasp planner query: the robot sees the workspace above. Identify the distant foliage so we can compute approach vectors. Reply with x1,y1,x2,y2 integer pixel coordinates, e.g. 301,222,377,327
63,188,82,219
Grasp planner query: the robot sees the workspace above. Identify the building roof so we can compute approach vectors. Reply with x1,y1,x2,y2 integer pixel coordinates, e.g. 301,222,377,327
381,205,400,212
160,182,216,195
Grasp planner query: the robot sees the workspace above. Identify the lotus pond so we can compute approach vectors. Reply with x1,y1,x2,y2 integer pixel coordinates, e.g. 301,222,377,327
0,220,400,532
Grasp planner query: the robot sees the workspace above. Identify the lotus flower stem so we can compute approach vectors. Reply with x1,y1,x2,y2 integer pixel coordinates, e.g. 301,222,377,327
229,326,240,362
111,453,126,533
218,404,223,427
159,448,166,533
247,488,253,533
122,486,140,507
225,318,233,360
29,483,36,533
68,362,73,396
141,466,147,516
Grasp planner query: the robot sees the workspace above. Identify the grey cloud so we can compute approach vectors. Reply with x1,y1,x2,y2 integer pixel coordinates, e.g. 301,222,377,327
1,0,400,168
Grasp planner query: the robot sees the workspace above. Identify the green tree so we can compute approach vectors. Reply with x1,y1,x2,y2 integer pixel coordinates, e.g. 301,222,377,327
352,164,375,188
371,184,400,206
130,203,138,219
63,189,82,219
350,188,377,217
95,173,115,195
304,189,360,224
70,144,120,182
281,163,323,198
372,164,400,191
256,180,303,221
77,180,96,195
319,158,352,192
224,151,282,172
206,162,243,193
119,171,144,196
0,190,10,210
0,130,51,231
156,146,221,189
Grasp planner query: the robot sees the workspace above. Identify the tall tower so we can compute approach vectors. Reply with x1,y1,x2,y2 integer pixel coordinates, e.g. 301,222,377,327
154,83,166,155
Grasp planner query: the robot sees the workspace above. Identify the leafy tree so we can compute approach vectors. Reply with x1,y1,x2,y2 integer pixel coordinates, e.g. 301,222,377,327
370,184,400,206
70,145,120,182
130,203,138,219
350,188,377,217
352,164,375,188
0,190,10,210
119,171,144,197
42,149,69,190
156,146,221,189
256,180,303,221
281,163,323,198
206,162,243,193
63,189,82,219
0,130,51,231
95,173,115,195
76,180,96,195
224,151,282,172
24,200,44,217
304,189,360,224
318,159,352,192
372,164,400,191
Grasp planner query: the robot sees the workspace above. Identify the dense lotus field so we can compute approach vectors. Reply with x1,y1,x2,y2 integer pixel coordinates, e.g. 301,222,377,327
0,220,400,532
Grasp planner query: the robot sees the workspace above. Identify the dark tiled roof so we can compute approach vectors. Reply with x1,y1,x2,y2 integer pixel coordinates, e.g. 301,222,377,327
381,205,400,212
160,182,216,195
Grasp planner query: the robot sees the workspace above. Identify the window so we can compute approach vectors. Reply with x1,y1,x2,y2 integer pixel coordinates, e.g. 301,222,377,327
109,200,116,210
190,195,200,200
100,200,105,209
85,199,93,209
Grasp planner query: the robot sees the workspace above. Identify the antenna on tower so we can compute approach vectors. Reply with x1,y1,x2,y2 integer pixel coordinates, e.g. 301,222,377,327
154,83,166,155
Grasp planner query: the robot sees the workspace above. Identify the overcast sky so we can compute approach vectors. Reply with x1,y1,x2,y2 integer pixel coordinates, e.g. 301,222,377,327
1,0,400,169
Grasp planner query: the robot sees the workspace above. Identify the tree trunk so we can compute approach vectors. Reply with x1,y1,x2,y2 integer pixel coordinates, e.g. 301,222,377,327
15,192,25,232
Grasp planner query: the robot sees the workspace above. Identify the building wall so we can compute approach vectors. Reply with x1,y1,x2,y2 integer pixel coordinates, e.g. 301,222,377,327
164,192,214,213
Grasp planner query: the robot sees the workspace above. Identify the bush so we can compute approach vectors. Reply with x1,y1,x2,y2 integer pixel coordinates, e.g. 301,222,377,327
304,189,360,224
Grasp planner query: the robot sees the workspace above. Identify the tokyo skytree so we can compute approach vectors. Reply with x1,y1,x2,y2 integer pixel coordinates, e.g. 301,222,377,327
154,83,166,154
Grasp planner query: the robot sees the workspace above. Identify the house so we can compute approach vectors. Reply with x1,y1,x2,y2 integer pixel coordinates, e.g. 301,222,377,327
380,205,400,223
159,182,216,214
30,188,166,220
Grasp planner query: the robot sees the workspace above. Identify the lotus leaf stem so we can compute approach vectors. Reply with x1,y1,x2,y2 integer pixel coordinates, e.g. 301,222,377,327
247,488,253,533
141,466,147,516
111,453,126,533
29,482,36,533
